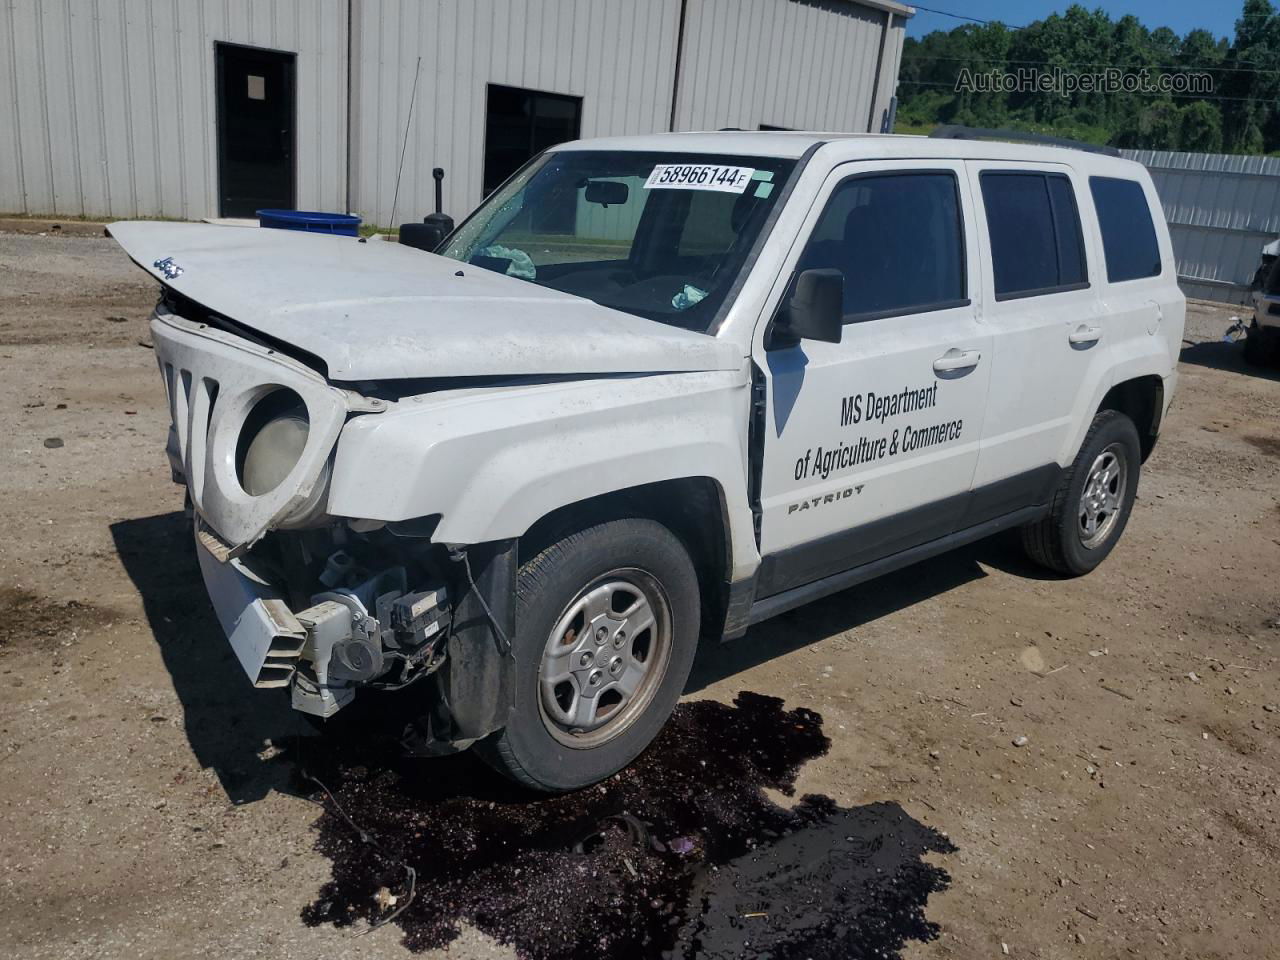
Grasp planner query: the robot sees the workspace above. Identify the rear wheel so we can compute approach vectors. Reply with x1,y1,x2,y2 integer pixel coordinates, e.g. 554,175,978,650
476,518,700,792
1021,410,1141,576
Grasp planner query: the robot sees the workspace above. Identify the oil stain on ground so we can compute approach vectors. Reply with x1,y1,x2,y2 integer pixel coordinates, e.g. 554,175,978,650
301,692,955,959
0,586,114,651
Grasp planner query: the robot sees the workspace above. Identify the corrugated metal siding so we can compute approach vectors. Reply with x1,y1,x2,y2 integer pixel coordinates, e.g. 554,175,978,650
0,0,347,220
1123,148,1280,304
3,0,910,224
348,0,682,228
672,0,893,134
873,12,906,131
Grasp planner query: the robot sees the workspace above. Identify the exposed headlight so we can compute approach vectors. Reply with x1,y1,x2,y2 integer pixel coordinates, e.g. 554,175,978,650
236,388,310,496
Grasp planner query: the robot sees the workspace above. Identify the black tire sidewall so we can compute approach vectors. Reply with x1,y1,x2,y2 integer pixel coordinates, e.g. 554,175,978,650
1057,414,1141,574
492,519,700,791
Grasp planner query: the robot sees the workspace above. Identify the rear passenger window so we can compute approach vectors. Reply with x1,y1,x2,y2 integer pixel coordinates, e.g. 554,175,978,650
797,171,966,321
980,172,1088,299
1089,176,1162,282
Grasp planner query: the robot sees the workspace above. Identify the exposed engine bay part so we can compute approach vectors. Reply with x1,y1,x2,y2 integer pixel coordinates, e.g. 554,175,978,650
293,601,358,717
402,539,517,753
287,555,451,718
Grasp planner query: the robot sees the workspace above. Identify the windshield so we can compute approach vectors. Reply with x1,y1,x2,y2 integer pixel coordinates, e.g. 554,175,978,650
440,150,797,332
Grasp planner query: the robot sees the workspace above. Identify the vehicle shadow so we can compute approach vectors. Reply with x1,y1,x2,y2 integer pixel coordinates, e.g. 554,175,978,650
1180,338,1280,383
688,529,1047,693
110,510,312,804
112,511,1056,797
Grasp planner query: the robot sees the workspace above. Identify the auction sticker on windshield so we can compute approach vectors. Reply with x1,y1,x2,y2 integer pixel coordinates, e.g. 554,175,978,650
645,164,754,193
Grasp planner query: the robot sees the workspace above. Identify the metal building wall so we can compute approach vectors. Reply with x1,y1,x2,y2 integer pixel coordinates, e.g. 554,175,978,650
348,0,909,228
0,0,348,220
1122,148,1280,305
348,0,683,229
671,0,908,135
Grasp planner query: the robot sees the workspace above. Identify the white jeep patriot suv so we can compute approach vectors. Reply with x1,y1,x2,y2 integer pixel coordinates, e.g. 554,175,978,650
111,130,1184,791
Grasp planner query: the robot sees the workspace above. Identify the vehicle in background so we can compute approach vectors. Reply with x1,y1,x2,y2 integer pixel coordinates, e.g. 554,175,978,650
1247,238,1280,366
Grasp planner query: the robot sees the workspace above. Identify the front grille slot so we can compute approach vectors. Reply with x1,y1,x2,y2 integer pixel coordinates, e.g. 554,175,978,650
160,361,220,503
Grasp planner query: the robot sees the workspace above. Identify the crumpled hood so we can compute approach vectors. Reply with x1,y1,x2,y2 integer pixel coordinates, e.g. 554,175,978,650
108,221,742,381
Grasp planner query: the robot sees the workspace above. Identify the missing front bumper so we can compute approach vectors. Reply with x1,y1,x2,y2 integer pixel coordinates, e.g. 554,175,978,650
194,526,450,717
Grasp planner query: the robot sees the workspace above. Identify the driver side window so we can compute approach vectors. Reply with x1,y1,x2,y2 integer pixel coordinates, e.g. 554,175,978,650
797,171,968,322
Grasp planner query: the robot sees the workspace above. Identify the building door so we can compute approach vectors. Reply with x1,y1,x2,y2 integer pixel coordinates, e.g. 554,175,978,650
216,43,296,218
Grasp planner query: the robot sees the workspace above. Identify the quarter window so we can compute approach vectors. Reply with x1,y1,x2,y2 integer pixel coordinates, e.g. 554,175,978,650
980,172,1088,299
796,172,967,321
1089,176,1162,282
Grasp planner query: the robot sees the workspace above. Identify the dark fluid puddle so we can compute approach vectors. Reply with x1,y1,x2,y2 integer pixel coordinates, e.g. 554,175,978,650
301,692,955,958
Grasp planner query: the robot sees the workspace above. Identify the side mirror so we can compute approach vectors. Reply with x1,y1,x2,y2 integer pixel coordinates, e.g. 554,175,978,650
768,268,844,349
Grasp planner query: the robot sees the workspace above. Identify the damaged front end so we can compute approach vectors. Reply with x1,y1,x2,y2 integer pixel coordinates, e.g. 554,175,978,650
152,298,514,752
197,521,451,717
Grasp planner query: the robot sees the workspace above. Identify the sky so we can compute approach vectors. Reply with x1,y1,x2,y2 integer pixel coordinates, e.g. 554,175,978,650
904,1,1243,42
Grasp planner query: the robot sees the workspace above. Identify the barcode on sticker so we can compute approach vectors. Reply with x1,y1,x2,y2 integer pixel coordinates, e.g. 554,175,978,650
644,164,754,193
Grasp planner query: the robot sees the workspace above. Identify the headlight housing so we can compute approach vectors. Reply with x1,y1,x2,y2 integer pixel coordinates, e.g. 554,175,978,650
236,388,310,496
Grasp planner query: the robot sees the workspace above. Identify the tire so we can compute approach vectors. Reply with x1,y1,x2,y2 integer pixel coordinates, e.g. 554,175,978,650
475,517,700,792
1020,410,1141,577
1243,320,1272,366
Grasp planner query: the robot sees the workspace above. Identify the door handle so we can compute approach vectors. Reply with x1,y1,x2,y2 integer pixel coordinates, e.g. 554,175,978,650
933,348,981,374
1069,324,1103,346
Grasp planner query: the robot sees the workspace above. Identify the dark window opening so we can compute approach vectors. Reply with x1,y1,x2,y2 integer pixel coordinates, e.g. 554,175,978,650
981,171,1088,300
796,171,967,322
1089,176,1162,283
483,84,582,202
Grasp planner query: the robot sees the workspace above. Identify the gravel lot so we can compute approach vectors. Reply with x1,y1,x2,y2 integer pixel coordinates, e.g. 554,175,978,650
1,231,1277,959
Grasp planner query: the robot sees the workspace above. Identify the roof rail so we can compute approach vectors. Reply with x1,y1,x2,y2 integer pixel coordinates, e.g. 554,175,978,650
929,124,1120,157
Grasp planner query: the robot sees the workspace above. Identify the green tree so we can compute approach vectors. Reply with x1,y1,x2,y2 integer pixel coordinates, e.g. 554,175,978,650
895,0,1277,154
1180,101,1224,152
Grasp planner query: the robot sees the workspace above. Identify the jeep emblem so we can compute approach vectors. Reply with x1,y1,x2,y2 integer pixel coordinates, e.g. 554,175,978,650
153,256,183,280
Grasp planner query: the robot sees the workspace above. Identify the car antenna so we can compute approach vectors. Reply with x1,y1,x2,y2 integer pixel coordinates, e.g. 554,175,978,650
387,55,423,234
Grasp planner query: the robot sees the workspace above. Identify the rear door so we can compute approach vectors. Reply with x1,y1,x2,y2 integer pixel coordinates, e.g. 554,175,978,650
1087,173,1182,377
753,160,991,597
965,161,1108,515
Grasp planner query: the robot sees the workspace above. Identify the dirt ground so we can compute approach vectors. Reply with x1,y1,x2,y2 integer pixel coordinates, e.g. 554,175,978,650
1,231,1277,959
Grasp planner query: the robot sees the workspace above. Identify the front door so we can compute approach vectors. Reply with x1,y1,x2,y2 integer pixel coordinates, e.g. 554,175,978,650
754,160,991,597
216,43,296,218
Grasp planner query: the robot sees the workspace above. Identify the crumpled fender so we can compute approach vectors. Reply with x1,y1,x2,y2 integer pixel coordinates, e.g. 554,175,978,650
326,367,761,580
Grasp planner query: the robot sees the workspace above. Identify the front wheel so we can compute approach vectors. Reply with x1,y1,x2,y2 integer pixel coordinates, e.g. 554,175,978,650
1021,410,1141,576
476,518,700,792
